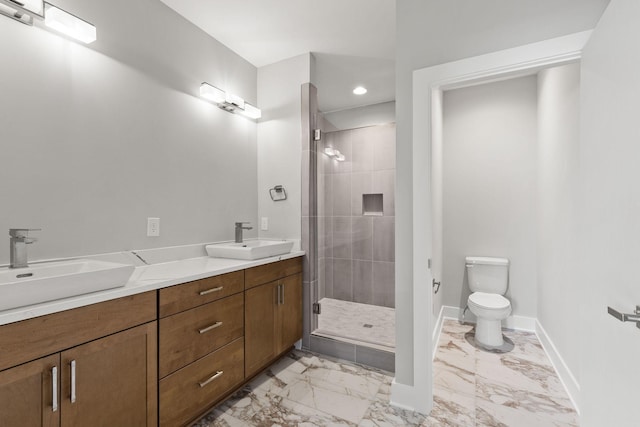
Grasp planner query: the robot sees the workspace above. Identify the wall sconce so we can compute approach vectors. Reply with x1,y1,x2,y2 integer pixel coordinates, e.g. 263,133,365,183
200,82,261,120
0,0,96,44
44,2,96,44
0,0,43,25
324,147,345,162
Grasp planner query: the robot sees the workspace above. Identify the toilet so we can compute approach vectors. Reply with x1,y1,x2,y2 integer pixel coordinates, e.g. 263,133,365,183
465,256,511,348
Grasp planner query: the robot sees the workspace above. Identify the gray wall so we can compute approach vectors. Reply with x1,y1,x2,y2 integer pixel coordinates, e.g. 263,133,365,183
537,63,581,382
318,124,396,308
0,0,258,264
442,76,538,318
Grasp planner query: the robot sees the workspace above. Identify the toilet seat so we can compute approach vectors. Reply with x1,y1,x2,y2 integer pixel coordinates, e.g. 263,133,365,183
468,292,510,310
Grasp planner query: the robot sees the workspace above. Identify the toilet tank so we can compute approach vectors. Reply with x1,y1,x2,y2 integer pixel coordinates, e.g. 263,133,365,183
465,256,509,294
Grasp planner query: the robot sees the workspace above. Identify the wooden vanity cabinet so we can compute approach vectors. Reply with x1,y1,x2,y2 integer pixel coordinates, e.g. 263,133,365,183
0,354,60,427
158,272,246,427
0,292,157,427
244,258,303,378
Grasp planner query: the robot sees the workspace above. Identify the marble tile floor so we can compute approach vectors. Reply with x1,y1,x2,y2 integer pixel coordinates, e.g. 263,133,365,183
194,319,578,426
314,298,396,351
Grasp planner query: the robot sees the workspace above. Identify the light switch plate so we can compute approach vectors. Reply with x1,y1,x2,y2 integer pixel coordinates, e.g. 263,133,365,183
147,217,160,237
261,217,269,231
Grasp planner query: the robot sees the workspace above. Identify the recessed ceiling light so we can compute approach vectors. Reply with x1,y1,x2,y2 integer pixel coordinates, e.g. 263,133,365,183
353,86,367,95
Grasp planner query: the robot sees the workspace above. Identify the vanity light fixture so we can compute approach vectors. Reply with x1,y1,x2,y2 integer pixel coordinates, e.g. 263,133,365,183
44,2,96,44
200,82,262,120
0,0,43,25
353,86,367,95
0,0,96,44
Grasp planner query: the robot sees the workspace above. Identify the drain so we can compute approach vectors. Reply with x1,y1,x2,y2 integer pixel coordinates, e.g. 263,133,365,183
363,324,374,328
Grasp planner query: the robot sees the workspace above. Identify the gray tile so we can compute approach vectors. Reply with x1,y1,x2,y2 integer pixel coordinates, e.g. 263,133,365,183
318,258,326,300
355,345,395,372
309,335,356,362
331,130,352,174
373,169,395,216
302,281,311,348
332,259,352,301
332,217,352,259
301,150,311,217
318,216,326,260
351,172,373,216
373,217,395,262
352,217,373,260
353,260,373,305
323,217,333,258
351,128,374,172
321,173,333,217
373,123,396,171
332,173,351,216
373,262,395,308
324,258,334,299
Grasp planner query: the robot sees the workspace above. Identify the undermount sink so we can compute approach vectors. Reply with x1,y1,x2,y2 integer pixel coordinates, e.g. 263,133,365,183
206,240,294,261
0,259,134,311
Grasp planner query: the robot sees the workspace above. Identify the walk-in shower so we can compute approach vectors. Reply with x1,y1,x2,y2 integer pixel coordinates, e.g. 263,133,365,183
310,123,396,370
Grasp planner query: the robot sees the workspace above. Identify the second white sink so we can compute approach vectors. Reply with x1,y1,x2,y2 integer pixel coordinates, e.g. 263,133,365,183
206,240,294,260
0,259,134,311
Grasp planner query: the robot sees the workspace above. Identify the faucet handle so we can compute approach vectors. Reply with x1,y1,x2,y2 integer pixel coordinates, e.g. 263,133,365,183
235,222,251,226
9,228,41,238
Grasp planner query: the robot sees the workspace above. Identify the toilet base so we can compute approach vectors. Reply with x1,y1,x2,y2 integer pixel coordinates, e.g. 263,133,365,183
474,318,504,348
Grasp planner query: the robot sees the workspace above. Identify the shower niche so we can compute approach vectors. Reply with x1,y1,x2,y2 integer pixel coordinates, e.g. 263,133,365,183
362,193,383,216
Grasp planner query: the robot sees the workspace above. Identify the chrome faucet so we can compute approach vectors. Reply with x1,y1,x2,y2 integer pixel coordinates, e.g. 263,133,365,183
234,222,252,243
9,228,40,269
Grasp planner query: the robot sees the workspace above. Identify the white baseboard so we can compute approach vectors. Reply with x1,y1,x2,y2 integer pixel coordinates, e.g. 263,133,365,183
433,305,580,414
439,305,536,331
432,305,446,360
390,379,433,414
535,320,581,414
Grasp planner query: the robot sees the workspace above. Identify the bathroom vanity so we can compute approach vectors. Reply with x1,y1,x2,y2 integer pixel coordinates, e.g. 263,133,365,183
0,255,303,427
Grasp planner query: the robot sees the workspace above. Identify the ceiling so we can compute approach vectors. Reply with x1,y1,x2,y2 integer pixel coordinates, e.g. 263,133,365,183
158,0,396,113
159,1,609,114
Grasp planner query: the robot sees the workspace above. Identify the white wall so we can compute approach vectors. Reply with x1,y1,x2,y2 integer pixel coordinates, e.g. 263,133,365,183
257,54,312,241
0,0,258,264
323,101,395,131
395,0,608,387
579,0,640,424
537,63,581,384
442,77,538,317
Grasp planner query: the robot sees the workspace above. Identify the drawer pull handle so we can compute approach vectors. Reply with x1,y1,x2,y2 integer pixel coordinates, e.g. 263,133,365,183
199,286,224,296
70,360,76,404
199,370,223,388
199,321,223,334
52,366,58,412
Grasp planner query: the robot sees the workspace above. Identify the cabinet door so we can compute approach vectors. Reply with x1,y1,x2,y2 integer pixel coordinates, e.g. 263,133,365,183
244,281,278,378
60,322,157,427
0,354,60,427
278,273,303,353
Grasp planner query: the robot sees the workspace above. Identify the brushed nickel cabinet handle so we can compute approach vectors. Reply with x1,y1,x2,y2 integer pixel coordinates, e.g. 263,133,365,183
198,370,223,388
70,360,76,403
198,321,223,334
280,284,285,305
199,286,224,296
52,366,58,412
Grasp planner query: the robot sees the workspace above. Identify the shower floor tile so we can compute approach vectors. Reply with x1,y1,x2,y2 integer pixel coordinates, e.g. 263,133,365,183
314,297,395,350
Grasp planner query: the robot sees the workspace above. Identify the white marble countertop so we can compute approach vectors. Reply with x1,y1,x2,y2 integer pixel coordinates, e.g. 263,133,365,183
0,250,305,327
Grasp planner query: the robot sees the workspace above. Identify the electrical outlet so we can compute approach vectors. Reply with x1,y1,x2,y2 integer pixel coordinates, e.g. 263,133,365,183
147,217,160,237
261,217,269,231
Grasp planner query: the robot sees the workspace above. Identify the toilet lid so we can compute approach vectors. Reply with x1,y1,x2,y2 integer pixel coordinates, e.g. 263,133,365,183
468,292,510,309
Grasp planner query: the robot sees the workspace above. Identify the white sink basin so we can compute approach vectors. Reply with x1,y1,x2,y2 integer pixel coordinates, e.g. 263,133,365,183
206,240,294,260
0,259,135,311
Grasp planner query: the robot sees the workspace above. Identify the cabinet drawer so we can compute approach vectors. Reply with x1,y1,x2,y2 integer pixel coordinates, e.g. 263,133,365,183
0,291,156,372
245,257,303,290
159,338,244,427
159,270,244,317
159,293,244,378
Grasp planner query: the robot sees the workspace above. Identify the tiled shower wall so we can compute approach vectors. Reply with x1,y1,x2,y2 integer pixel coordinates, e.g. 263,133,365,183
318,123,396,308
